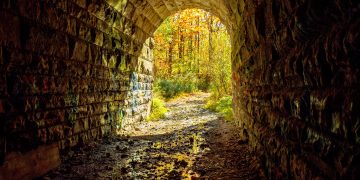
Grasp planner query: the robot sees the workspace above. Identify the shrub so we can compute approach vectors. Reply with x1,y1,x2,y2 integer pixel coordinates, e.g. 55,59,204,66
147,98,168,121
205,95,233,121
197,78,211,91
156,75,198,99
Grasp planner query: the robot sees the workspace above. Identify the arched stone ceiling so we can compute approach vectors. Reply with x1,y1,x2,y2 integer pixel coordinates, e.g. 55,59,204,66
106,0,240,43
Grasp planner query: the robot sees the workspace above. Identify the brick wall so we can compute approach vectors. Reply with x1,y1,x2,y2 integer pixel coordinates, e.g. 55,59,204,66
0,0,359,179
123,38,153,131
0,0,150,178
232,0,360,179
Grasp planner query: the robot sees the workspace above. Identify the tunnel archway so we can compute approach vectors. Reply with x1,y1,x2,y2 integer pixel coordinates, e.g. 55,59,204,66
106,0,237,42
0,0,359,179
111,0,360,179
116,0,239,133
119,9,232,131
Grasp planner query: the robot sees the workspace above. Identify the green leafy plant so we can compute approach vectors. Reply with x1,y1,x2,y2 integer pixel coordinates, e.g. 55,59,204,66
205,95,233,121
156,75,198,99
147,98,168,121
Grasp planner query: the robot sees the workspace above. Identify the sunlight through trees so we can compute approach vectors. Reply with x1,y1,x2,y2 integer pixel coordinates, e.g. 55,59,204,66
151,9,233,121
153,9,232,99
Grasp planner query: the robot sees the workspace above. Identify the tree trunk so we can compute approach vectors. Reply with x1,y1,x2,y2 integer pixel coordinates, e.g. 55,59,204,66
196,16,200,77
206,14,214,86
168,40,173,75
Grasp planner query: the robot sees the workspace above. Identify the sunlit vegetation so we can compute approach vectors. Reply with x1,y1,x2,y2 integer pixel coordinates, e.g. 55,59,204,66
152,9,233,120
205,95,233,121
156,75,198,99
147,98,168,121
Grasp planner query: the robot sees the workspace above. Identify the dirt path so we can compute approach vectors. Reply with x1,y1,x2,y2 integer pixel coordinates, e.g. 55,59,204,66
46,93,262,179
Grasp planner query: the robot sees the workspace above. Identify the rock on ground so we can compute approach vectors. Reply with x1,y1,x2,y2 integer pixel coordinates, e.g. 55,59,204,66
45,93,263,179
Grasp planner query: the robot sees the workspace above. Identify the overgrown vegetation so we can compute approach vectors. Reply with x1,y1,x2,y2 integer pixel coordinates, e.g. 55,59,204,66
156,74,198,99
147,97,168,121
151,9,233,120
205,95,233,121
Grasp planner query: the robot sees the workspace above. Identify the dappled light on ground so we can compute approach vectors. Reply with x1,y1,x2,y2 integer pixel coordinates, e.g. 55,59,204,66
45,93,262,179
125,93,218,137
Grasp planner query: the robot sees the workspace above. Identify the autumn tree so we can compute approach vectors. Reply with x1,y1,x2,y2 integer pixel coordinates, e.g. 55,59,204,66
153,9,231,99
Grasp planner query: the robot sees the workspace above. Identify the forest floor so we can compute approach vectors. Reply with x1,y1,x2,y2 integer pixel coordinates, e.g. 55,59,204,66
45,93,263,179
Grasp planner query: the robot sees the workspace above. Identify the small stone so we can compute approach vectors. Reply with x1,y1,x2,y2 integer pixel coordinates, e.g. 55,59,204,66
128,140,134,145
189,137,194,144
68,150,74,158
121,167,128,173
141,161,148,166
200,144,209,149
197,169,206,176
41,176,51,180
121,154,129,159
116,146,128,152
238,139,248,145
176,159,188,167
168,170,181,179
130,161,137,168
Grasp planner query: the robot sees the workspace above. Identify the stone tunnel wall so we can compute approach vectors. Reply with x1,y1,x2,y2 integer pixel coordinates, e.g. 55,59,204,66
0,0,150,178
232,0,360,179
0,0,359,179
123,38,153,130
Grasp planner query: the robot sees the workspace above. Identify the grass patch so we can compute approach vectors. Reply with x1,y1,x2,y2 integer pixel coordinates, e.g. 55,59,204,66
205,95,233,121
147,98,168,121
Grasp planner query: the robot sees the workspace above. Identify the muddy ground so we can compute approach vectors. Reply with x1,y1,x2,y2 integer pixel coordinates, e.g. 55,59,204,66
45,93,263,179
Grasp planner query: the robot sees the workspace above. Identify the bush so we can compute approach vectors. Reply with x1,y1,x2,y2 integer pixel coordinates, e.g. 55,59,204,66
205,95,233,121
197,78,211,91
156,75,198,99
147,98,168,121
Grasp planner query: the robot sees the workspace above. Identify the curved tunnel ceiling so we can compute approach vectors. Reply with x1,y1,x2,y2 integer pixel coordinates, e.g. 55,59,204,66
106,0,239,44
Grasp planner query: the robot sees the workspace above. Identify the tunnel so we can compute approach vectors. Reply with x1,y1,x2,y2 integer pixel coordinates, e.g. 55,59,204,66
0,0,359,179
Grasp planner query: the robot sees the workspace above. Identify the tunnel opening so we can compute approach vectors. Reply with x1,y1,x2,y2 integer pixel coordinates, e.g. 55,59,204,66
149,8,233,122
104,9,254,178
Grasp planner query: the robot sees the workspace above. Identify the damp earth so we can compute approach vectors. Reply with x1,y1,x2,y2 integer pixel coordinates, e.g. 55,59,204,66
45,93,263,179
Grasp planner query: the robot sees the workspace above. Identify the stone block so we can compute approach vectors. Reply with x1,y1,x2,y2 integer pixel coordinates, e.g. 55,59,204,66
0,143,60,180
0,12,20,48
73,0,87,8
17,0,41,19
66,135,79,147
66,18,77,36
73,119,85,134
41,3,67,31
94,30,104,46
70,40,88,62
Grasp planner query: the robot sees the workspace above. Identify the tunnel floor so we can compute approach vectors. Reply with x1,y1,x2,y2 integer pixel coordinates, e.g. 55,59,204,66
45,93,263,179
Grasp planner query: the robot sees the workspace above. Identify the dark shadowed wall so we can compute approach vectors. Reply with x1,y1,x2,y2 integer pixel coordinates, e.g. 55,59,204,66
0,0,359,179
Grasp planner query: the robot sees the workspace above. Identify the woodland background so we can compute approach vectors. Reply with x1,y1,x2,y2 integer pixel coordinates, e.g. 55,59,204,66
149,9,233,121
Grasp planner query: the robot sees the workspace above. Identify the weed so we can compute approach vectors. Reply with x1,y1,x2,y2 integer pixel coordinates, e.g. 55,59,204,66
147,98,168,121
205,95,233,121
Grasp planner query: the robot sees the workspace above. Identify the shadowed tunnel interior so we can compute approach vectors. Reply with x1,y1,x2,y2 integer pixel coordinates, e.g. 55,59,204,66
0,0,359,179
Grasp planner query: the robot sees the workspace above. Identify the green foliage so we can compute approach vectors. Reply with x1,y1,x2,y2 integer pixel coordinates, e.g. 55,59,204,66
156,75,198,99
153,9,232,96
154,9,233,119
205,96,233,121
196,78,211,91
147,98,168,121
